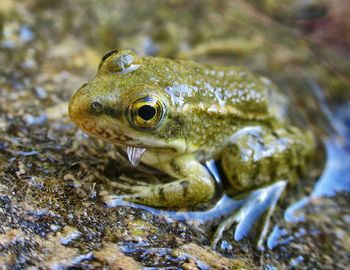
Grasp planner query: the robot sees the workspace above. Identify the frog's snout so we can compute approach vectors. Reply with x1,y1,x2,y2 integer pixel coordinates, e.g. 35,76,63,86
68,87,91,125
68,92,79,123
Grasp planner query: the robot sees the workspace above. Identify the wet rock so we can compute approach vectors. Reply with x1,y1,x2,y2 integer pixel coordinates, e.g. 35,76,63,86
0,1,349,269
94,243,142,270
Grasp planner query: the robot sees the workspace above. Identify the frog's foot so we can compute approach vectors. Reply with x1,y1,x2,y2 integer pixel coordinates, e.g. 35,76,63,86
103,177,160,204
105,175,215,208
110,183,146,194
211,180,287,250
104,193,146,207
107,175,149,193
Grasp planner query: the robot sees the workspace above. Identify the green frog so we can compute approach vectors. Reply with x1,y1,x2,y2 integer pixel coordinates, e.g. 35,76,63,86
68,49,315,245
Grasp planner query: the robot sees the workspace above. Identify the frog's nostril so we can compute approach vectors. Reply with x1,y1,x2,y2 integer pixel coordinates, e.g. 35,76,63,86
90,102,103,114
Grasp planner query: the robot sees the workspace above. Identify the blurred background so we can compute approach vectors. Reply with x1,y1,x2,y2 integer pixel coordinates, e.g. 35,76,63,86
0,0,349,269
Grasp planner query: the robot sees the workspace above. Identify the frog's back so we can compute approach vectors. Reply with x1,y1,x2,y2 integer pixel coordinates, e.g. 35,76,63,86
139,56,288,122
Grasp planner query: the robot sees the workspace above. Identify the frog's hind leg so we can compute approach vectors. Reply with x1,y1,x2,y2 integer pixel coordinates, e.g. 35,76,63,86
211,126,313,249
211,180,287,250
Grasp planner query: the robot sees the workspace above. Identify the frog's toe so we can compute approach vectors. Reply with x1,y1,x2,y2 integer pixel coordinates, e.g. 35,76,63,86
103,193,142,207
211,180,287,250
103,186,160,207
111,182,148,193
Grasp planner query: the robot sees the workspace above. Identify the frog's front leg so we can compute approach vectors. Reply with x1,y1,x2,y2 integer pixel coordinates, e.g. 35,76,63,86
107,155,216,208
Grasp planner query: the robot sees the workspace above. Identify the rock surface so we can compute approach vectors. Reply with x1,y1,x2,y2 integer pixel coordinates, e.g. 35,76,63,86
0,1,349,269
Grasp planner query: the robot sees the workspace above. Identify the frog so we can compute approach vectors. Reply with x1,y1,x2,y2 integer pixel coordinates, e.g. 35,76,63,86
68,49,315,246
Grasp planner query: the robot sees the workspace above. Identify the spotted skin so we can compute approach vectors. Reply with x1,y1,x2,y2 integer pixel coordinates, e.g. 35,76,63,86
68,49,315,208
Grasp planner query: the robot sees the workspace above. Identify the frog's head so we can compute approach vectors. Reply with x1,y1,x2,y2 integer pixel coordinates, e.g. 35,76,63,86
69,50,187,164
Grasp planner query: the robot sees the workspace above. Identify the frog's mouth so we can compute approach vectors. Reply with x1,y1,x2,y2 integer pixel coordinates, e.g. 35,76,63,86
76,120,181,167
79,123,168,166
83,125,148,166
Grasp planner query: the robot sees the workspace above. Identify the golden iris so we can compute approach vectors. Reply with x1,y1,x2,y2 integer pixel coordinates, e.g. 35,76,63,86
128,97,165,130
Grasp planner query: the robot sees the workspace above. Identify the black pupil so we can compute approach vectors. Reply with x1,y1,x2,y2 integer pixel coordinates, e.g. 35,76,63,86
137,105,156,121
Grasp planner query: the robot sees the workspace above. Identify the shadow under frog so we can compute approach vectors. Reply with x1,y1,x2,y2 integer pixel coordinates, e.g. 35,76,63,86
68,49,316,249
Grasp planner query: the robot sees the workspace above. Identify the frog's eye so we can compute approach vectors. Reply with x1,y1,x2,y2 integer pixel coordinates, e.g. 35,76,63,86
128,97,165,130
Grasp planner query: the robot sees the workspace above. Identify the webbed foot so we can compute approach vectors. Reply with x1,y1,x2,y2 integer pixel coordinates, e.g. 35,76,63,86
211,180,287,250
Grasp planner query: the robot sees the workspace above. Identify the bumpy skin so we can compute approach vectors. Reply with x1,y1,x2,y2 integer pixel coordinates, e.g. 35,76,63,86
68,49,315,207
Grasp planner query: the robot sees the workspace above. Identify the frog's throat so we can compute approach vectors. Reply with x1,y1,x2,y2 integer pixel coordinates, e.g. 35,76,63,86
126,146,146,166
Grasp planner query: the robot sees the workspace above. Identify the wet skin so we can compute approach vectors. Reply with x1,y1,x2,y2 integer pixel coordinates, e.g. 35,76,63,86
69,49,315,208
